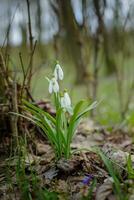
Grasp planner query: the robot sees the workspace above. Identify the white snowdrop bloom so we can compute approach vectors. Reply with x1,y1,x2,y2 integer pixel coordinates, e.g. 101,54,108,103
54,64,64,80
48,77,59,94
61,92,73,115
64,92,71,107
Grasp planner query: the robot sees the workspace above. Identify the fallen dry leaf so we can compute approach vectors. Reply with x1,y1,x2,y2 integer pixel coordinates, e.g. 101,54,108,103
36,142,52,155
96,178,113,200
44,167,59,180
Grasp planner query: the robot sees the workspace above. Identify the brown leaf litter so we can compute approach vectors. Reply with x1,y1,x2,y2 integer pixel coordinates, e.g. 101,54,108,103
0,119,134,199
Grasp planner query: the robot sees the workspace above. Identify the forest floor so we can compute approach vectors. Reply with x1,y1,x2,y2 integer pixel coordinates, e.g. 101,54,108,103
0,46,134,199
0,119,134,200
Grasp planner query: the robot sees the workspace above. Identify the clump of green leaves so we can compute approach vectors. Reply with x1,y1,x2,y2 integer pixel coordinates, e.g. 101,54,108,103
22,63,97,159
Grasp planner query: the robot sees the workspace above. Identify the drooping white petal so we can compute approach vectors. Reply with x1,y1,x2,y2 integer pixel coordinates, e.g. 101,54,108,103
60,92,73,115
64,92,71,107
48,80,53,94
58,65,64,80
54,64,64,80
52,78,59,93
48,77,59,94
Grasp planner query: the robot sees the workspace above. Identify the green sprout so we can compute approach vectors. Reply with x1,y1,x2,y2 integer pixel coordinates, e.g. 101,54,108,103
22,63,97,159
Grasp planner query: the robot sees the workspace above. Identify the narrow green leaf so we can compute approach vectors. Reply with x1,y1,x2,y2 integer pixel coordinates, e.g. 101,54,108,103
98,150,124,200
76,101,98,120
23,99,56,125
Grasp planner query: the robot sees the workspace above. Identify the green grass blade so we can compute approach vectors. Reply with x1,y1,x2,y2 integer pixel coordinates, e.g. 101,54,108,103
126,154,134,179
98,150,125,200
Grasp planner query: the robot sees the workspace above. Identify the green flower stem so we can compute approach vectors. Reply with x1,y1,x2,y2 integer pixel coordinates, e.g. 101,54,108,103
54,93,62,158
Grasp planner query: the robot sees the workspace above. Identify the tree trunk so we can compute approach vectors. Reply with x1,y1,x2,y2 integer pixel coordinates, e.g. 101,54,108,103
57,0,89,83
93,0,116,75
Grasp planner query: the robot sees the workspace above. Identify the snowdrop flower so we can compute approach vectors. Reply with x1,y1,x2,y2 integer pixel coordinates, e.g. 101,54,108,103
54,63,64,80
46,77,59,94
61,92,73,115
